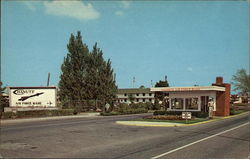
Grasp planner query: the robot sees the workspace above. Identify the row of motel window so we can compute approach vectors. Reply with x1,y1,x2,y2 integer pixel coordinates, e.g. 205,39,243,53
124,93,152,96
118,98,153,103
170,97,199,110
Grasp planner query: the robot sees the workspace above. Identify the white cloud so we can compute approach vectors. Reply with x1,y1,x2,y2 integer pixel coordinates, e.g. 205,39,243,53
187,67,193,72
43,1,100,21
121,1,131,9
115,11,124,16
22,1,37,11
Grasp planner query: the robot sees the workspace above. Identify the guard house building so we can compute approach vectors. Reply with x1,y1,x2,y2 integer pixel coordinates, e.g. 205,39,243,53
151,77,230,116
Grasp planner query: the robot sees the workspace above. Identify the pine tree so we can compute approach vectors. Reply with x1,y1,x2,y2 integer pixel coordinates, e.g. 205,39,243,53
59,31,89,107
87,43,117,104
59,32,117,111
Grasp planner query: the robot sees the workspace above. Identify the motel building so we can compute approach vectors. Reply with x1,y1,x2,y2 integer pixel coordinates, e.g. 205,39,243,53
151,77,230,116
116,88,155,104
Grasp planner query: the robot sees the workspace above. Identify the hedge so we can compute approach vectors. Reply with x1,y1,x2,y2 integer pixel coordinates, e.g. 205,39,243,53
153,111,208,118
1,109,74,119
101,108,148,116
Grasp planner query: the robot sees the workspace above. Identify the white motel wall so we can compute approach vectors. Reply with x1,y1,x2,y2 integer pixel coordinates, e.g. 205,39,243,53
5,87,57,112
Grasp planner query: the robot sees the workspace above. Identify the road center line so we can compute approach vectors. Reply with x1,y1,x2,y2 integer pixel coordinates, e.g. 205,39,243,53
151,122,249,159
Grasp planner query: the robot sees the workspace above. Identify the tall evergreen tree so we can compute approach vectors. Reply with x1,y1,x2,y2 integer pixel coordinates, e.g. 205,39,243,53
59,31,89,107
59,32,117,110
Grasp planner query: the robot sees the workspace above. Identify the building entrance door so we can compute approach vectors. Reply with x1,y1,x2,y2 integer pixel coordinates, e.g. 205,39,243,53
201,96,209,113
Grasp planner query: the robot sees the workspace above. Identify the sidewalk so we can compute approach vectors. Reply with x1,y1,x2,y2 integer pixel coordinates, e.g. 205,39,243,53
1,112,100,125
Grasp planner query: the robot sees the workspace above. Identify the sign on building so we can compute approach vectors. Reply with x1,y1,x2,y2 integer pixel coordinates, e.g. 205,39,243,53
9,87,57,107
182,112,192,120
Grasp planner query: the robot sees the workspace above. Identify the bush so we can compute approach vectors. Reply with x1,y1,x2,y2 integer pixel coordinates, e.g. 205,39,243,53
100,112,121,116
153,111,208,118
145,115,184,120
100,108,148,116
1,109,74,119
113,103,130,113
1,112,16,119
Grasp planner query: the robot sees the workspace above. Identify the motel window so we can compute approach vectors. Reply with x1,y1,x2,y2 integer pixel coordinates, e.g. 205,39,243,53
185,98,199,110
124,93,127,96
171,98,184,109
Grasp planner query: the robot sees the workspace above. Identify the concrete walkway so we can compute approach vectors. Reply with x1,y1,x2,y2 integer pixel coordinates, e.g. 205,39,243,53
1,113,100,125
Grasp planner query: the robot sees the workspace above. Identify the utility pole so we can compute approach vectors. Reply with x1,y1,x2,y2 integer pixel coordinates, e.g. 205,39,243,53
133,77,135,88
47,72,50,87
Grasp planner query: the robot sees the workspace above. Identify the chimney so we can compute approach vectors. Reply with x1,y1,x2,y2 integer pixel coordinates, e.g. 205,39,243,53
216,77,223,85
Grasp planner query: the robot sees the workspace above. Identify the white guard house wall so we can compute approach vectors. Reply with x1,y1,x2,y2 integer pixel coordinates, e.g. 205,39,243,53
151,86,226,114
168,91,217,112
5,87,58,112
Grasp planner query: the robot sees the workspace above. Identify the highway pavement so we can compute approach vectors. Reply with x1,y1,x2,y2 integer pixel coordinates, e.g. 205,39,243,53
0,112,249,158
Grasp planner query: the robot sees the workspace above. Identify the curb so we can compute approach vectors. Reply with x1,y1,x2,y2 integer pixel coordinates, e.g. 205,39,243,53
1,113,100,125
116,111,249,127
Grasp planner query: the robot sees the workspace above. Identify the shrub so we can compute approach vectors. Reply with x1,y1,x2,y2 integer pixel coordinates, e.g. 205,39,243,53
100,108,148,116
153,111,208,118
113,103,130,113
100,112,121,116
1,112,16,119
1,109,74,119
145,115,184,120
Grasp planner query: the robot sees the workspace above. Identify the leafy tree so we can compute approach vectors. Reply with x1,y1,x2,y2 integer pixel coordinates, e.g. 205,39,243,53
155,80,169,87
231,68,250,95
128,93,135,104
154,79,170,101
139,85,145,89
0,81,7,113
59,31,117,111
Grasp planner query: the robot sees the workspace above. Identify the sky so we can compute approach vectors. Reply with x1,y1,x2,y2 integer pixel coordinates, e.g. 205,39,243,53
1,1,249,92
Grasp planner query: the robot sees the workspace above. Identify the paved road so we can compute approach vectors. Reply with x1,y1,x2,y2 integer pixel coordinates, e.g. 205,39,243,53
0,113,249,159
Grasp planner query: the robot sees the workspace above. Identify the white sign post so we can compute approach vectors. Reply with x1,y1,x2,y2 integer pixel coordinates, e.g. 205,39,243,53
9,87,57,108
182,112,192,123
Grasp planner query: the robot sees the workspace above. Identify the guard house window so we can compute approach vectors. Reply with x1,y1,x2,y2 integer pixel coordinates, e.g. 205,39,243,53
143,93,145,96
124,93,127,96
171,98,184,109
185,98,198,110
